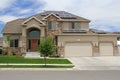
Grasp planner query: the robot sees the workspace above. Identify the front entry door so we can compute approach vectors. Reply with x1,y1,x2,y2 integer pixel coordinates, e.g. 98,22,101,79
31,39,38,51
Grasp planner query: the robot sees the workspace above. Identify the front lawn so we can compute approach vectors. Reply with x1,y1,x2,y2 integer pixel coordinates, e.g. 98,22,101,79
0,56,72,64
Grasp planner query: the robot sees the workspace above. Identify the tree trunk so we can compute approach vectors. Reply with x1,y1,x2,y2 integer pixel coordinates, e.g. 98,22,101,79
44,56,47,67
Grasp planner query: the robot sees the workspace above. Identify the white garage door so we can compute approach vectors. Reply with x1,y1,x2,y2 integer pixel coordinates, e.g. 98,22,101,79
99,43,113,56
65,43,92,57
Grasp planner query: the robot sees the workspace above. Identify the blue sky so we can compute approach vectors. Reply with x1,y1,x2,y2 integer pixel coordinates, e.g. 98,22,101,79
0,0,120,37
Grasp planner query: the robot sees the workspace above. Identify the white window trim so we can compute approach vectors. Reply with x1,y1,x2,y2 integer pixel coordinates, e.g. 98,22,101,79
22,16,45,25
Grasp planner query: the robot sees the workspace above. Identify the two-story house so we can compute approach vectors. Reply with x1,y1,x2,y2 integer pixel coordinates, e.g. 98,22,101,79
2,11,119,57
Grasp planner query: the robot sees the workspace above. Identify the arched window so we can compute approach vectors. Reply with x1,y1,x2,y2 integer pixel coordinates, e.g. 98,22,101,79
28,29,40,38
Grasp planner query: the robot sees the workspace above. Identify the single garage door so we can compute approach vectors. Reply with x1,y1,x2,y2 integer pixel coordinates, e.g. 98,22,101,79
99,43,113,56
65,42,92,57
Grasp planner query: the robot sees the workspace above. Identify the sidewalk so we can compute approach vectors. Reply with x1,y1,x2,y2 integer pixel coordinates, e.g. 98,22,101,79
0,63,74,71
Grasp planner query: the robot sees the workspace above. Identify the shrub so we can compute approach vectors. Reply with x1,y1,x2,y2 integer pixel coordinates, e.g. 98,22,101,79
11,51,16,56
49,53,60,58
0,49,2,54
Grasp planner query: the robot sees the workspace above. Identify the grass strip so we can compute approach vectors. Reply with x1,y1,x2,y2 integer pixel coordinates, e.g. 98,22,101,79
0,56,72,64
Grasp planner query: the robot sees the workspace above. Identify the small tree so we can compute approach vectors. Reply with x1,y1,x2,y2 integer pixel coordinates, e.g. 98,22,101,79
38,37,56,66
4,35,11,55
5,35,11,47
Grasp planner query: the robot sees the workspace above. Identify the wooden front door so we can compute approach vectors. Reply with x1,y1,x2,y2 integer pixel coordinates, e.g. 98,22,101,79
31,39,38,51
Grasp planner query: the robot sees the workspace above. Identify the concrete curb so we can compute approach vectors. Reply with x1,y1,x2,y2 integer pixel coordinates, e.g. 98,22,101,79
0,68,74,71
0,64,74,66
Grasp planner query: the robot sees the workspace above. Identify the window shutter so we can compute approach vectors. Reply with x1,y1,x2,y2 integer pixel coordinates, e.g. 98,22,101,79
52,21,56,30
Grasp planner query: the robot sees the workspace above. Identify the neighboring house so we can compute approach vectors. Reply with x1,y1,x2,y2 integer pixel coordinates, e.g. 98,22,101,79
2,11,119,57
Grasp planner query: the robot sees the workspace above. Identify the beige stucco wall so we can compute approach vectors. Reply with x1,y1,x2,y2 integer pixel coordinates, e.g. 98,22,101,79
99,36,117,46
61,22,89,31
118,46,120,54
58,35,117,46
26,19,42,27
57,35,118,56
80,22,89,31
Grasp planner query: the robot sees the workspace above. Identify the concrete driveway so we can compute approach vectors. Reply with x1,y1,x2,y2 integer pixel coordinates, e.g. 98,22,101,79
67,56,120,70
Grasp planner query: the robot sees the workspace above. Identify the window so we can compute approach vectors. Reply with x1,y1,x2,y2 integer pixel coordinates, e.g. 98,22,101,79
75,22,80,29
28,30,40,38
48,21,57,30
10,39,18,48
70,22,80,29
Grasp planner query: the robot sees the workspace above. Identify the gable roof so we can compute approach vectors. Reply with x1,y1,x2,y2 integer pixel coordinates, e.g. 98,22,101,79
2,19,25,34
40,11,77,19
42,13,62,20
22,16,45,25
40,11,90,21
2,10,90,34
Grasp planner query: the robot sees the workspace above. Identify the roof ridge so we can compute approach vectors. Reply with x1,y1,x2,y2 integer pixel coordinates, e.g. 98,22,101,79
43,10,65,12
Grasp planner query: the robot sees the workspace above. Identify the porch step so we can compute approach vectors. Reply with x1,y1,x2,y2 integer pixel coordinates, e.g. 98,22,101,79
25,52,40,58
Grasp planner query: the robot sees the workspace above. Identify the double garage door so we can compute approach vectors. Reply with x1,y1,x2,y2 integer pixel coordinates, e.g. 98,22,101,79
65,42,113,57
65,42,93,57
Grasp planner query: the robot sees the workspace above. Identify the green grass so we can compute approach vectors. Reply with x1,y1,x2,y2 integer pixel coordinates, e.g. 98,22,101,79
0,56,72,64
0,65,74,68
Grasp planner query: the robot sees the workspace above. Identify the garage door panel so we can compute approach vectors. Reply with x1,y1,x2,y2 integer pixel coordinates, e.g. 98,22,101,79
99,43,113,56
65,43,92,57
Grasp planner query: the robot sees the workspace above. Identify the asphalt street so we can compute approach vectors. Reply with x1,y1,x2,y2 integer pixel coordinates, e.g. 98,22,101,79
0,70,120,80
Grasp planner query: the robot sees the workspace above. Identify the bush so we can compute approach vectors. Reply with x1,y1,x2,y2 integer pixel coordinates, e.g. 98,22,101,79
49,53,60,58
3,48,8,55
0,49,2,54
11,51,16,56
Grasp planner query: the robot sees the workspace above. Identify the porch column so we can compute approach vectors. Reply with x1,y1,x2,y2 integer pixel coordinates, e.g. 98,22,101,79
21,27,27,53
40,27,45,40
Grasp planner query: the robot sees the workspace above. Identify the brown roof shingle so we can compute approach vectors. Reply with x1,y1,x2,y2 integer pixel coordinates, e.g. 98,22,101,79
2,19,25,34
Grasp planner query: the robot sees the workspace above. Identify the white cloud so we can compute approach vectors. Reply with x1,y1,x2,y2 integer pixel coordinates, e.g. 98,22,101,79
19,9,32,14
0,15,19,23
41,0,76,11
0,0,16,10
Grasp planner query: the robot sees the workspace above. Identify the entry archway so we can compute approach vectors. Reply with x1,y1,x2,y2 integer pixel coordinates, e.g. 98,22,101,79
27,28,40,51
